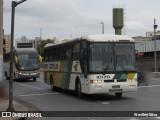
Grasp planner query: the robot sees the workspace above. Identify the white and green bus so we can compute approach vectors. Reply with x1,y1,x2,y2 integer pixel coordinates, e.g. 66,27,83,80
43,34,137,98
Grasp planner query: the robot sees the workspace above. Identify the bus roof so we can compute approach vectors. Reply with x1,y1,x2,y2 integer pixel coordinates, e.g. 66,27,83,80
44,34,134,48
81,34,134,42
15,48,38,54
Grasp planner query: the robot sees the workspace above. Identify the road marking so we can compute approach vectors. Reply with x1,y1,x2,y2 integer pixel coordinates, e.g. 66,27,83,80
87,117,95,120
155,117,160,119
97,101,110,105
37,80,44,83
138,85,160,88
18,92,59,97
15,82,45,90
129,118,140,120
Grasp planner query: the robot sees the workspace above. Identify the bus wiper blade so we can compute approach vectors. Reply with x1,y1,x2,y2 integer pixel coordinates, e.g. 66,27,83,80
103,57,112,72
28,60,35,71
116,57,128,73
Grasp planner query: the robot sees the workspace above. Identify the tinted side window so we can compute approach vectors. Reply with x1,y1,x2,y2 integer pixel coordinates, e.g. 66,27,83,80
54,47,60,60
82,40,88,49
60,46,65,59
66,45,72,59
73,43,80,59
44,48,49,61
49,48,52,60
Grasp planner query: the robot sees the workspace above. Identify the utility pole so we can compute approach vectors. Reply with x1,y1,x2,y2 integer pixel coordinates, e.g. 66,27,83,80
70,33,72,39
7,0,27,112
153,19,158,74
0,0,3,81
100,21,104,34
40,28,43,40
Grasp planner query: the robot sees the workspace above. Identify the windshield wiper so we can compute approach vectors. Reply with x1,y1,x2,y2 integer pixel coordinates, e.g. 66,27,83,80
28,60,35,71
116,56,128,73
103,57,112,72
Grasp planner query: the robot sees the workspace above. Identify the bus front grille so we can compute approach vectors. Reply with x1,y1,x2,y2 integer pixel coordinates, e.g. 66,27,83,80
104,79,127,82
104,80,114,82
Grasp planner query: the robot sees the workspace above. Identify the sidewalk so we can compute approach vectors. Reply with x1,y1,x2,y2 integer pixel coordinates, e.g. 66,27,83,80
0,81,40,120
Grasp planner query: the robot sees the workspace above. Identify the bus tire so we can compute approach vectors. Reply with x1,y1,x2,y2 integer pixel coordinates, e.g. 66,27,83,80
33,78,36,81
76,80,84,98
115,93,122,98
5,72,9,80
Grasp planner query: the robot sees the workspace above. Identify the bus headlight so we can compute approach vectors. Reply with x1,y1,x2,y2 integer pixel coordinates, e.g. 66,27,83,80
16,71,22,75
90,80,102,84
128,79,132,82
128,78,137,82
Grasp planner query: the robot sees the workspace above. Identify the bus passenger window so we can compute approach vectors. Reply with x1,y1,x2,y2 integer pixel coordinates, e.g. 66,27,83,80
66,45,72,59
73,43,80,59
60,46,65,59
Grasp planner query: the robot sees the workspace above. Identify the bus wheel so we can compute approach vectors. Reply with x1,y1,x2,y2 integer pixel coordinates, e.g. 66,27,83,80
5,72,9,80
33,78,36,81
115,93,122,98
76,81,84,98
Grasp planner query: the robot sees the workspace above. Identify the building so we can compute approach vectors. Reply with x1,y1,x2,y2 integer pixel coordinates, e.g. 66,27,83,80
132,36,152,42
4,34,11,53
15,36,41,49
132,31,160,42
146,31,160,37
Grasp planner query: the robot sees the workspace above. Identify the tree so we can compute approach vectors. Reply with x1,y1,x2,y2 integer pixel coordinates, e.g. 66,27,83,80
36,38,55,57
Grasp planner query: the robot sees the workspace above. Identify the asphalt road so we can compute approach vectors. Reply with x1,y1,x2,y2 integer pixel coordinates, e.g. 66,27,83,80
5,72,160,120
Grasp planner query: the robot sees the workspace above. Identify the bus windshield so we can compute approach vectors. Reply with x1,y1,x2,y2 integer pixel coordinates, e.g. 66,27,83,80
115,43,136,71
17,53,40,71
89,43,136,72
89,43,114,72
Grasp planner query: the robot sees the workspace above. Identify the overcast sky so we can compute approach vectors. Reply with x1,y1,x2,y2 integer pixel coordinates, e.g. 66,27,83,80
3,0,160,40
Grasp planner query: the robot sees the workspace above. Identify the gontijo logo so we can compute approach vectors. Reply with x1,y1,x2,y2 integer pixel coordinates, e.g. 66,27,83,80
2,112,42,118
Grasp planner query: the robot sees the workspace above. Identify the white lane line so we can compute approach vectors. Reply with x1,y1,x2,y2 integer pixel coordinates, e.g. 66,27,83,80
138,85,160,88
155,117,160,119
37,80,44,83
97,101,110,105
14,82,45,90
87,117,96,120
18,92,59,97
129,118,140,120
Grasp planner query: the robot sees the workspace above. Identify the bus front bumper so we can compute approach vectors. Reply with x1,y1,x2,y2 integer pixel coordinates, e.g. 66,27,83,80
17,71,40,79
85,82,137,94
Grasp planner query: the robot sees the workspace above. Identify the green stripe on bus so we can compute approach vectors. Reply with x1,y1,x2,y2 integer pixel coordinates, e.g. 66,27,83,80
61,61,73,89
113,73,127,80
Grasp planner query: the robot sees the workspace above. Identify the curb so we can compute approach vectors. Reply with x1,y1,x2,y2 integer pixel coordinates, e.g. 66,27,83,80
0,98,40,120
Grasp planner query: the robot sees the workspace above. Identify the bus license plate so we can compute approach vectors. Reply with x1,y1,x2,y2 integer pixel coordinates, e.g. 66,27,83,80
112,85,120,89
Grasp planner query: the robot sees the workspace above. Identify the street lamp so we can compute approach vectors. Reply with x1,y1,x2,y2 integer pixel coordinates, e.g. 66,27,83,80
70,34,72,40
100,21,104,34
153,19,158,73
40,28,43,40
7,0,27,112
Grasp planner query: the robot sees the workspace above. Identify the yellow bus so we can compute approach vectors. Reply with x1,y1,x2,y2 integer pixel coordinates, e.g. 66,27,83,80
43,34,137,98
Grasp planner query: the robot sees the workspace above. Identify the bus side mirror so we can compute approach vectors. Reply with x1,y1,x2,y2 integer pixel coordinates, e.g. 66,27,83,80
14,56,18,64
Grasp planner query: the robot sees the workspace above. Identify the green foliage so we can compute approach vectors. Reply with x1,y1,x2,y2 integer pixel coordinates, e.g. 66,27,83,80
36,39,55,57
